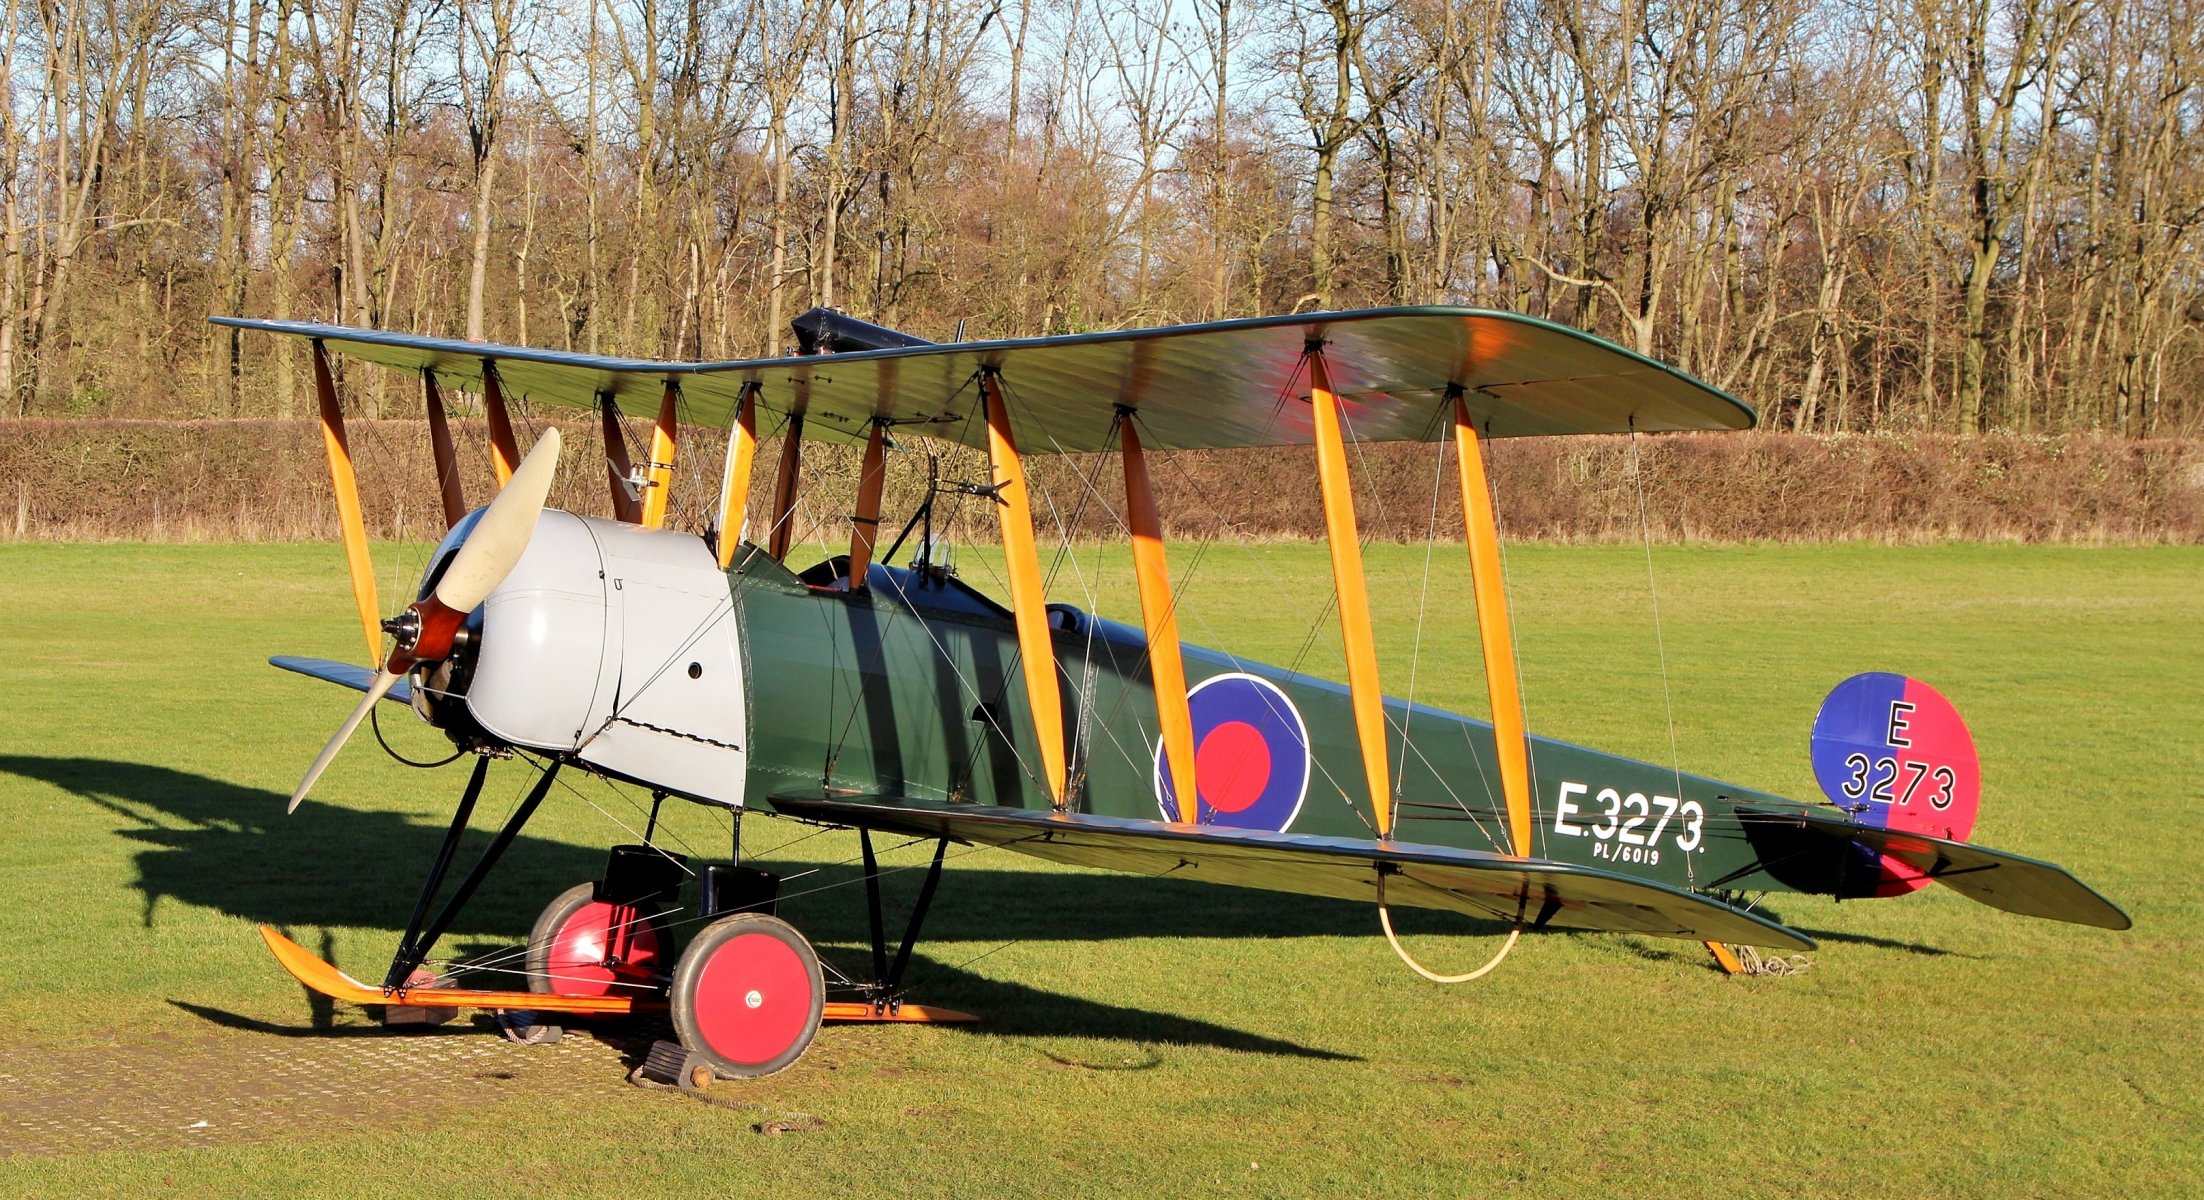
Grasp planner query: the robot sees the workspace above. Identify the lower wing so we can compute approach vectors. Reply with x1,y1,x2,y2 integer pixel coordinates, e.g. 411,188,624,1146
766,792,1815,951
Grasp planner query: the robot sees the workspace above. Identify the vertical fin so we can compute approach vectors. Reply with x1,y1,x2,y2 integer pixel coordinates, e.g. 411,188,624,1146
716,383,760,568
981,371,1068,808
1453,393,1534,857
641,381,679,528
1121,415,1198,824
1308,350,1393,838
310,341,383,664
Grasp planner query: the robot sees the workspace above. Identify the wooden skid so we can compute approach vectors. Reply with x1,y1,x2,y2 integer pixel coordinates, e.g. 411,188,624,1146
259,925,978,1024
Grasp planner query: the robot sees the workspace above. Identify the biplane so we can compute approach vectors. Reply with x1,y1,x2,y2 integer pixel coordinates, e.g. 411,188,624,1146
212,305,2129,1081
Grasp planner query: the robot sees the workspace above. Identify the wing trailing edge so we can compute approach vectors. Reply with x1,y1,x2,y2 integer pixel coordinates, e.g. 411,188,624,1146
765,792,1815,952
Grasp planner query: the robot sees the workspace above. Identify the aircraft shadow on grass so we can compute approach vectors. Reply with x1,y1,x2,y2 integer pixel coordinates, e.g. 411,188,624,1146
2,753,1382,1060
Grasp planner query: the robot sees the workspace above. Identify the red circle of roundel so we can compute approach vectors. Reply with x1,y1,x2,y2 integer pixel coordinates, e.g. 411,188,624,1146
1155,673,1310,831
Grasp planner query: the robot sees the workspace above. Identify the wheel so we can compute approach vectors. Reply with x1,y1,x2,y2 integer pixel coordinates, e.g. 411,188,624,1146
525,882,675,1005
669,913,825,1079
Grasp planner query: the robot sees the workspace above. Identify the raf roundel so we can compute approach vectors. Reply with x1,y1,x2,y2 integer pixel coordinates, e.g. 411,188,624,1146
1154,672,1311,832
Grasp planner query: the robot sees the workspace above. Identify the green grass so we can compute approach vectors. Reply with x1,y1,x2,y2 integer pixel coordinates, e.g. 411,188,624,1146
1,540,2198,1197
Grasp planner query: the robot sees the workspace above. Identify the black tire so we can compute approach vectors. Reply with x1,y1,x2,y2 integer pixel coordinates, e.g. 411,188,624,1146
669,913,825,1079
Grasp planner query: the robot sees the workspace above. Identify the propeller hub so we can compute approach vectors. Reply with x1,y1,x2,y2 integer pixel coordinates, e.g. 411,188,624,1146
381,610,422,651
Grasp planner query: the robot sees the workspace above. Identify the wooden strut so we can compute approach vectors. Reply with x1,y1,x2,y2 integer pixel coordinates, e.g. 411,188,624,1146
482,361,521,486
845,418,888,584
641,380,679,529
715,382,760,568
1452,392,1534,858
258,925,978,1024
1307,349,1395,839
767,412,804,561
1121,414,1199,824
310,341,384,664
421,369,468,529
980,370,1069,809
598,392,644,523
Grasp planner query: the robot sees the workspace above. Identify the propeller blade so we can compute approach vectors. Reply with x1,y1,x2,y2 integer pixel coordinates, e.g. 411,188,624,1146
288,669,401,813
434,427,562,613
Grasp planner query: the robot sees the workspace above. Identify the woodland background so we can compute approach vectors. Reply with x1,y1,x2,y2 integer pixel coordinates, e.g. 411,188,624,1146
4,0,2202,439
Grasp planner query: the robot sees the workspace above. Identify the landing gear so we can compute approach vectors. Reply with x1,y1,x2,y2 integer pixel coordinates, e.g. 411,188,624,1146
526,882,674,1003
265,759,975,1083
668,913,825,1079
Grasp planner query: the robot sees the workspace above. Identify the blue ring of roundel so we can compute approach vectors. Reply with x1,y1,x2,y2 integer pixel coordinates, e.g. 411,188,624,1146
1152,671,1312,832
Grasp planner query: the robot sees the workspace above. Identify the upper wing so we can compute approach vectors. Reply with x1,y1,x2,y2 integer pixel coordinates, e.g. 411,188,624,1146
766,792,1814,951
1739,806,2131,930
210,307,1752,451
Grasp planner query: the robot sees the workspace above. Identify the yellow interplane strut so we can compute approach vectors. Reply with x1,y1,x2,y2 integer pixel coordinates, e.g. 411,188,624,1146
1452,392,1533,857
420,370,468,530
981,371,1069,808
1121,414,1198,824
767,412,804,561
1308,350,1394,838
641,382,680,529
310,341,383,664
483,362,520,486
598,393,643,523
845,419,888,584
715,383,760,569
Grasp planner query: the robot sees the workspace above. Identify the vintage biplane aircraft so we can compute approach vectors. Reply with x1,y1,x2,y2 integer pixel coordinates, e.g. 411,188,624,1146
213,305,2129,1080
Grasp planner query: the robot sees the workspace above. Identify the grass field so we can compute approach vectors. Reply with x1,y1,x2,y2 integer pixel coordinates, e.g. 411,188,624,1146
0,539,2197,1197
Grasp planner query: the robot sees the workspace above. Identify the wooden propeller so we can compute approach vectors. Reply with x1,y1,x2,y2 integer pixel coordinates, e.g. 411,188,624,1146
287,430,563,813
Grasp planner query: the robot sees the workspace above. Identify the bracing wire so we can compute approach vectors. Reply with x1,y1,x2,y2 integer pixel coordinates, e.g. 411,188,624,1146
1627,424,1691,883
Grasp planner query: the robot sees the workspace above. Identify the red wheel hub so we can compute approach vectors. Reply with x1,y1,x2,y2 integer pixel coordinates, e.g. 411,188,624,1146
690,931,815,1067
545,900,666,996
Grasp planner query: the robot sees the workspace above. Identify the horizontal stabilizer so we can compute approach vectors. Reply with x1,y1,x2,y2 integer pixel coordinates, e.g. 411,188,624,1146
766,793,1815,952
271,656,416,706
1740,806,2130,930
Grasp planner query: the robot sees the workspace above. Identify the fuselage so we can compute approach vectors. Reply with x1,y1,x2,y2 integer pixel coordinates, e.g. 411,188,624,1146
438,511,1855,903
726,548,1841,901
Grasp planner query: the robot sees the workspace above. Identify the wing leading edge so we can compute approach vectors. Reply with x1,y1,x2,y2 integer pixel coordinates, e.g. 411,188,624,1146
210,307,1753,452
765,792,1815,952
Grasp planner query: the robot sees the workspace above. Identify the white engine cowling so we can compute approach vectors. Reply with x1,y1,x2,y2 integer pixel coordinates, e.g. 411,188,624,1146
463,511,748,808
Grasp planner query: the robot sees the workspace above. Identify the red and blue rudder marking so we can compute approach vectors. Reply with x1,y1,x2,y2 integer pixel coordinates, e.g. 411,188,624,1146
1154,672,1311,832
1810,672,1982,896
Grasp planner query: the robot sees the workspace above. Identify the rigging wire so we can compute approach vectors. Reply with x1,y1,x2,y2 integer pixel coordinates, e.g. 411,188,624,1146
1627,424,1693,884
